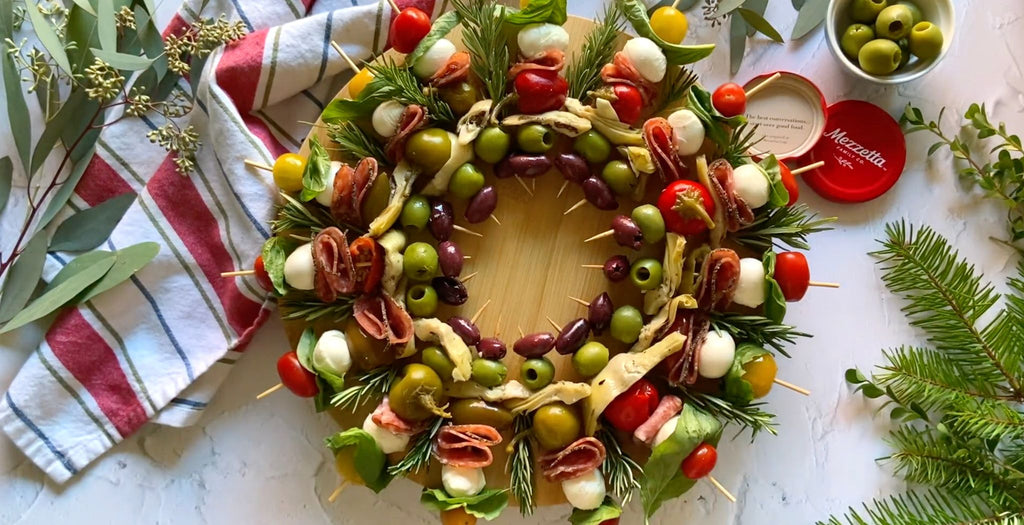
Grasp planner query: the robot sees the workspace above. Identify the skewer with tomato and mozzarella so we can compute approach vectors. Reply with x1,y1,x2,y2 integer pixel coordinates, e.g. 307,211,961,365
732,251,839,309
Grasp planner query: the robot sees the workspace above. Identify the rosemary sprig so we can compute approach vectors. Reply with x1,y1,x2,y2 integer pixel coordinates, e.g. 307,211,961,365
732,203,837,251
710,313,811,358
597,427,642,504
651,66,698,115
507,413,535,516
271,192,333,234
388,417,444,477
565,2,623,100
366,58,455,124
723,122,763,166
325,121,388,165
279,293,355,322
330,366,397,411
676,389,778,438
451,0,509,101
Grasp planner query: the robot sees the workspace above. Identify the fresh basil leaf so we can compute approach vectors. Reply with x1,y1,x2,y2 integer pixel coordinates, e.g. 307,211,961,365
791,0,828,39
1,2,32,175
711,0,745,17
569,497,622,525
97,0,116,51
640,404,723,520
296,326,316,372
317,367,346,393
313,376,332,413
758,155,789,208
79,242,159,302
737,8,783,43
91,48,155,71
723,343,769,405
261,236,288,295
321,90,381,123
764,277,787,323
620,0,715,65
324,428,392,492
0,232,48,324
0,251,115,333
25,0,73,75
687,85,745,150
0,156,11,215
49,193,135,252
507,0,567,25
763,249,776,276
300,136,332,201
420,488,509,520
40,147,96,228
408,11,460,66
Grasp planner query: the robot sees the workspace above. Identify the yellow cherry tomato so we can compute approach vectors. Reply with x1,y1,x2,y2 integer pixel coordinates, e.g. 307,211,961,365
741,353,778,399
441,508,478,525
650,6,689,45
334,447,365,486
348,67,375,99
272,153,306,192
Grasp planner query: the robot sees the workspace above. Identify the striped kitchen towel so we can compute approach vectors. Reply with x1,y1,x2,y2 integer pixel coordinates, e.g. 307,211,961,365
0,0,443,484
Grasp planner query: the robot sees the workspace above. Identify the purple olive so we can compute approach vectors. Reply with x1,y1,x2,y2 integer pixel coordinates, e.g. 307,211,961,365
432,276,468,305
603,255,630,283
478,337,507,360
465,186,498,224
447,316,480,346
495,155,551,179
588,292,613,335
582,176,618,210
553,153,589,183
438,240,463,277
554,318,590,355
429,200,455,241
611,215,643,250
513,332,555,358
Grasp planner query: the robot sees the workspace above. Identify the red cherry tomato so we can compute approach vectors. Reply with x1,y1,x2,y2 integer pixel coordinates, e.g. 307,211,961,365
680,443,718,479
349,236,385,294
599,519,621,525
657,180,716,236
277,351,319,397
712,82,746,117
514,70,568,114
610,83,643,125
774,251,811,302
253,255,273,292
389,7,432,54
779,163,799,206
603,378,660,433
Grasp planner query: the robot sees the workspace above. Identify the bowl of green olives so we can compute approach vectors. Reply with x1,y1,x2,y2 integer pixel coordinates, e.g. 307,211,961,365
826,0,954,84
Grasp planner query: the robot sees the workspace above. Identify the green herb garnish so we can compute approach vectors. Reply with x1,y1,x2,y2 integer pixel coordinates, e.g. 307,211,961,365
508,413,536,516
324,428,392,492
300,135,332,201
565,2,623,100
388,417,444,478
331,366,397,412
366,59,455,124
325,121,387,165
732,203,836,251
451,0,509,102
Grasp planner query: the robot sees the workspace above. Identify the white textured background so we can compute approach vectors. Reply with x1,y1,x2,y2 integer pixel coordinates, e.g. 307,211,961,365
2,1,1023,524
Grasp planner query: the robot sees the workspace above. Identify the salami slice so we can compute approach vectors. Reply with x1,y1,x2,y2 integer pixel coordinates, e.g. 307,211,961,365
643,118,686,181
428,51,471,88
385,105,427,164
434,424,503,468
633,395,683,446
331,157,379,226
696,248,741,312
600,52,658,105
707,159,755,232
661,309,710,386
539,437,606,483
353,292,414,345
509,49,565,78
372,398,426,435
312,227,357,303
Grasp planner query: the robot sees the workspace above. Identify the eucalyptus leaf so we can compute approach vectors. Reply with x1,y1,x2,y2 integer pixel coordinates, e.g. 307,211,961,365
261,236,288,295
407,11,460,66
0,156,11,215
40,146,96,228
91,48,155,71
791,0,806,9
712,0,746,17
0,232,48,324
296,326,316,372
80,241,159,302
43,250,113,292
49,193,136,252
791,0,828,40
620,0,715,65
97,0,116,51
66,2,101,73
134,6,164,68
737,8,783,43
1,2,33,174
31,90,88,176
729,12,747,74
0,252,115,333
70,0,97,15
26,1,73,74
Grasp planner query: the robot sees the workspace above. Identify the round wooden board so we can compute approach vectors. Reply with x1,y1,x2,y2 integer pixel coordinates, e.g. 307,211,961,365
290,15,660,507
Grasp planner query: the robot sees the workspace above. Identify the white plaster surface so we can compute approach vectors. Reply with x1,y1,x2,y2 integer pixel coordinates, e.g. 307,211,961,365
2,1,1024,524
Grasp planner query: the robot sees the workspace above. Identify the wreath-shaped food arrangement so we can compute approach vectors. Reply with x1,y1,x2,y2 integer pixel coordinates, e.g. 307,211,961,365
236,1,836,523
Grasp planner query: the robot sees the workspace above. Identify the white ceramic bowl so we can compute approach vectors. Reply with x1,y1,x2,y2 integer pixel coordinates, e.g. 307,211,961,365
826,0,955,84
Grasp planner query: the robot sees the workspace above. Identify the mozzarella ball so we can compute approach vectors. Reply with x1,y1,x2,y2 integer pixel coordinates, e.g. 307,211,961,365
441,464,486,498
623,37,667,83
372,100,407,138
698,331,736,379
413,38,457,79
733,163,771,209
666,109,705,156
283,243,315,290
733,257,767,308
362,413,410,454
653,415,681,448
517,23,570,59
313,330,352,377
561,468,606,510
315,160,343,206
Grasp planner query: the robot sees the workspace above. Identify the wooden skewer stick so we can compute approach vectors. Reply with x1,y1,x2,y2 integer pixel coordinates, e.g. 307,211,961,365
385,0,400,14
745,72,781,99
327,481,350,503
568,296,591,308
464,255,472,259
471,299,491,325
809,280,840,288
546,316,562,332
671,0,682,9
774,378,811,396
707,475,737,503
495,314,502,337
330,41,361,75
531,178,536,192
244,159,273,172
221,269,255,277
453,224,483,238
581,264,604,269
490,214,502,226
517,325,526,338
790,160,825,176
564,198,586,215
461,271,479,283
256,383,283,400
514,175,534,196
584,230,615,243
556,180,569,199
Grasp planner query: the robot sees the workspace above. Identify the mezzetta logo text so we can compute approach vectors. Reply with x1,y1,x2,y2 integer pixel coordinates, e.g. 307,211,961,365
823,128,886,168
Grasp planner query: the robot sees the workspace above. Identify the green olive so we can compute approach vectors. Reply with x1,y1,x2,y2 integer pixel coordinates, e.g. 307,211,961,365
421,346,455,380
403,242,439,282
850,0,887,23
516,124,554,154
858,39,902,75
631,204,666,243
896,1,922,25
405,128,452,174
450,399,514,430
601,160,637,196
532,402,582,451
875,5,913,40
388,363,446,421
572,341,609,377
406,284,439,317
440,81,479,116
908,21,943,60
471,358,507,388
360,172,392,222
572,130,612,164
474,127,511,164
520,358,555,390
401,195,431,231
448,163,486,200
630,258,663,291
840,24,876,59
610,305,644,344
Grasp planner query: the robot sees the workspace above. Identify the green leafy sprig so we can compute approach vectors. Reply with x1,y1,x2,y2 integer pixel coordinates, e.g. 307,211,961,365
388,417,444,478
676,389,777,438
270,192,334,234
732,203,837,251
597,427,642,504
325,121,388,165
366,58,455,124
279,293,354,323
710,313,810,358
450,0,509,102
565,2,622,100
507,413,536,516
330,366,397,412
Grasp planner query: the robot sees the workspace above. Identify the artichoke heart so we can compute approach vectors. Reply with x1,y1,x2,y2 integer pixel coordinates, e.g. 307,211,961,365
445,380,532,402
413,318,473,382
565,98,645,146
618,146,656,175
694,154,726,249
456,99,493,145
367,162,419,237
376,230,406,297
506,381,592,414
501,111,592,137
422,132,475,196
631,294,698,353
644,233,686,315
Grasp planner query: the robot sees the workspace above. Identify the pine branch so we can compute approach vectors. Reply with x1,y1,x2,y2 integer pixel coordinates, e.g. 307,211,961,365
451,0,509,101
507,413,535,516
732,203,836,251
325,121,388,165
366,58,455,124
947,403,1024,442
597,427,642,504
676,390,777,438
388,417,444,478
709,313,810,358
875,346,1011,412
330,366,396,412
565,2,623,100
819,489,1024,525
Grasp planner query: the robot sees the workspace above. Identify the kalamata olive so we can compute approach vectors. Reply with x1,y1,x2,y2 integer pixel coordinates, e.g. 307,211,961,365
582,176,618,210
465,185,498,224
432,276,468,305
437,240,463,277
603,255,630,282
611,215,643,250
553,153,589,183
555,318,591,355
447,315,481,346
513,332,556,358
477,336,507,359
429,199,455,241
588,292,614,335
495,155,552,179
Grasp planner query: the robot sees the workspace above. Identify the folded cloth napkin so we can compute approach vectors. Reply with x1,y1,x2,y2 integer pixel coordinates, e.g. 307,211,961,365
0,0,441,484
